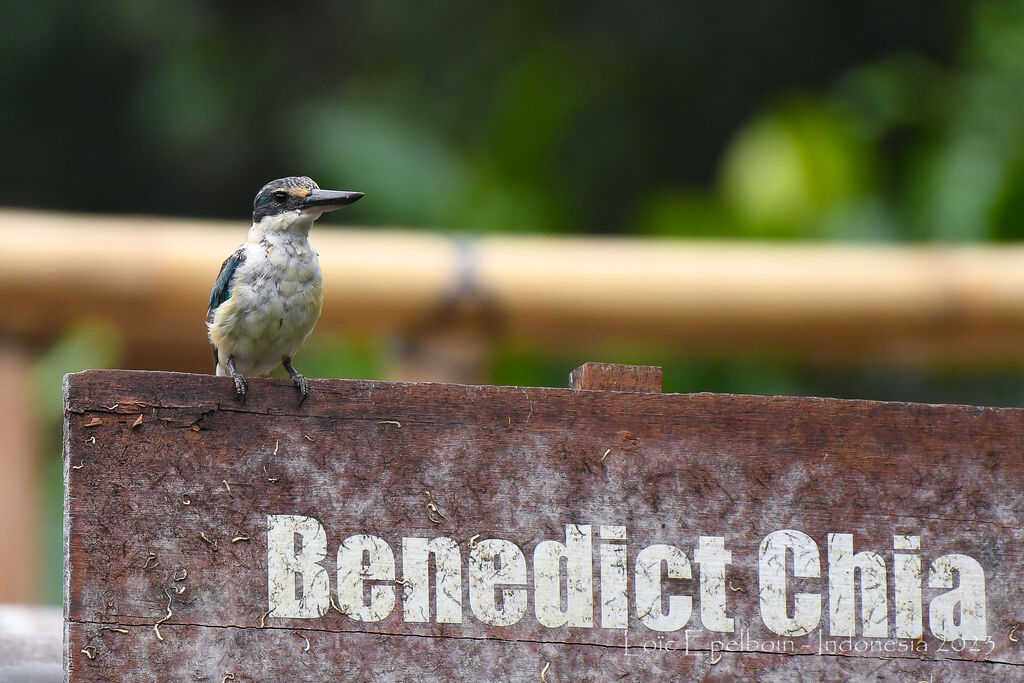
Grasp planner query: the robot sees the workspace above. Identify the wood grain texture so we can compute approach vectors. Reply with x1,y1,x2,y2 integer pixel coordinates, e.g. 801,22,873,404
64,370,1024,681
568,362,663,393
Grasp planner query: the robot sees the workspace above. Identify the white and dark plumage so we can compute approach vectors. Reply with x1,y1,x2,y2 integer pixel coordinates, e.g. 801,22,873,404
206,176,363,402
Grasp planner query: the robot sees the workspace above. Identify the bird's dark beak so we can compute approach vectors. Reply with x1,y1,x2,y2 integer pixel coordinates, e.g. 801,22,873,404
301,189,364,212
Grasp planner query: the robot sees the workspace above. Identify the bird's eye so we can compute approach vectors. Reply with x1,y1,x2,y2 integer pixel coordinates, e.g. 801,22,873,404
272,191,288,203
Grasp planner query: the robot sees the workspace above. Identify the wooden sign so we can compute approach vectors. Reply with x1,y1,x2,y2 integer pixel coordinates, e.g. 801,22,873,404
64,365,1024,680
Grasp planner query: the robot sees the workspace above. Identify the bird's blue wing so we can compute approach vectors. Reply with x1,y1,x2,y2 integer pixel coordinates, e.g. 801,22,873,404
207,248,246,371
207,248,246,323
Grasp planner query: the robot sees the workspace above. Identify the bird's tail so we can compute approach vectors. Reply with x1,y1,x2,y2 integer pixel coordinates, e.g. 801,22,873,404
213,347,226,376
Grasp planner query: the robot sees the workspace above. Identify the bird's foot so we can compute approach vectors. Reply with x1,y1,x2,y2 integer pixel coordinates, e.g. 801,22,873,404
283,357,309,404
292,373,308,403
231,372,248,402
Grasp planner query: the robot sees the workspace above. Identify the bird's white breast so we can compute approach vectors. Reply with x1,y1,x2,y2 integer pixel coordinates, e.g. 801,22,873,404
210,228,323,376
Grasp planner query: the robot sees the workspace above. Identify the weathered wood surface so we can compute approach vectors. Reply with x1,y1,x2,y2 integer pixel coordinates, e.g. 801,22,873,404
64,369,1024,681
569,361,663,393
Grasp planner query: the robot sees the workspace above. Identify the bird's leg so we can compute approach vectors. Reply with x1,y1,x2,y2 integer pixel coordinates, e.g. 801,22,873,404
283,357,308,403
225,357,248,402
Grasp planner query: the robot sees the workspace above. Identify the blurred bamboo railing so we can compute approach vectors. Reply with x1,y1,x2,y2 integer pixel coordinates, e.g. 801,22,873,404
5,208,1024,370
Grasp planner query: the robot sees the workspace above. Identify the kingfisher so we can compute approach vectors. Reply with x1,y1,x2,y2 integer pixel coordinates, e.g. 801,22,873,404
206,176,364,402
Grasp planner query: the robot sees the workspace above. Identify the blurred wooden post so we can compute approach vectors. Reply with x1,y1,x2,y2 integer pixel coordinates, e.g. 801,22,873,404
387,330,489,384
0,341,40,602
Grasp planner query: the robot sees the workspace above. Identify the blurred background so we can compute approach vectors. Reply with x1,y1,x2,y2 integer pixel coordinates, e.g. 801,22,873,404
3,0,1024,606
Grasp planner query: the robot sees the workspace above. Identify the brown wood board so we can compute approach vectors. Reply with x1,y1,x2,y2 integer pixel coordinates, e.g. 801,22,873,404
64,369,1024,681
568,362,663,393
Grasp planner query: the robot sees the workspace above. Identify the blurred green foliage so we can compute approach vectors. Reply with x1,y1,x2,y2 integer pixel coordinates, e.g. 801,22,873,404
12,0,1024,603
0,0,967,235
7,0,1022,243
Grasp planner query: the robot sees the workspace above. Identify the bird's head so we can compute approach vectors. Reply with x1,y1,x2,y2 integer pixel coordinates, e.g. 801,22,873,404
252,176,363,233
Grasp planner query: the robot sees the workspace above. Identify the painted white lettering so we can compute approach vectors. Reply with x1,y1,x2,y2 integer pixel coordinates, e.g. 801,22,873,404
893,535,922,638
828,533,887,637
337,534,396,622
599,526,628,629
266,514,330,618
534,524,594,628
635,543,692,632
401,537,462,624
469,539,528,626
928,553,987,640
759,529,821,637
694,536,734,632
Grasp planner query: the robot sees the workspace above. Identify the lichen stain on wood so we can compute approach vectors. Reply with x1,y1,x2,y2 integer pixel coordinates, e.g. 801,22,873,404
64,369,1024,681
